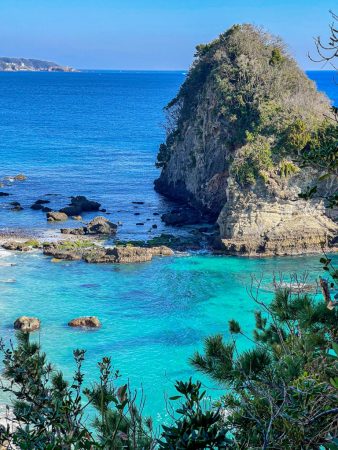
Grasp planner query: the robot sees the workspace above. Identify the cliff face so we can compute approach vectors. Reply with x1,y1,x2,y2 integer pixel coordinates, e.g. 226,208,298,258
155,24,337,255
0,57,76,72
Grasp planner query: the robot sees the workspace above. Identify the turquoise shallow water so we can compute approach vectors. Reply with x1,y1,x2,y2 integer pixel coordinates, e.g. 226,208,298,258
0,70,336,420
0,249,335,419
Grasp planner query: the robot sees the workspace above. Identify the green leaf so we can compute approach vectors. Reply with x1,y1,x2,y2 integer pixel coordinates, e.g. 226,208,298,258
332,342,338,356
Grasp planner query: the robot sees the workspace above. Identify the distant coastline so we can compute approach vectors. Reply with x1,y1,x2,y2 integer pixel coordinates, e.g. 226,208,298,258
0,57,77,72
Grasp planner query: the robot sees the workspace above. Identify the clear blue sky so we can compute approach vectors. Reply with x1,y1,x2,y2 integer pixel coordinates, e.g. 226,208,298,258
0,0,335,70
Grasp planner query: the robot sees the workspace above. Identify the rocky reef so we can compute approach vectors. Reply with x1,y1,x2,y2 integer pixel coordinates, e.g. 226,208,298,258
155,24,338,255
42,240,174,264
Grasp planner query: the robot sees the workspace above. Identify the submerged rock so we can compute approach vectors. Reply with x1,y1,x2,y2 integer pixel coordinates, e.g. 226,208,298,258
31,203,43,210
35,199,50,205
10,203,23,211
47,211,68,222
68,316,101,328
13,174,26,181
14,316,40,332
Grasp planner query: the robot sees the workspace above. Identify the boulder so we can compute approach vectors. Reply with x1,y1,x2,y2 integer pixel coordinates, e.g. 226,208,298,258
60,196,101,216
0,192,9,196
68,316,101,328
35,199,50,205
85,216,117,235
72,215,82,221
47,211,68,222
14,316,40,332
42,206,52,212
61,217,117,236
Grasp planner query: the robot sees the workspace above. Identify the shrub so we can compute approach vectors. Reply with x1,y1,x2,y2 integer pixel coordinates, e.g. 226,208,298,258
279,159,300,178
232,135,273,186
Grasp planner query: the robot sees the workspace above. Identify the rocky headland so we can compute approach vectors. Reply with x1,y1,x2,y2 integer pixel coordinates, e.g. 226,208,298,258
155,24,338,256
0,57,76,72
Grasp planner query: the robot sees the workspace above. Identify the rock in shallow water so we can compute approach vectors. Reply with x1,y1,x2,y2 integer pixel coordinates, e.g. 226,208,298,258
2,240,40,251
14,316,40,332
60,196,101,216
60,216,117,236
68,316,101,328
43,240,174,264
47,211,68,222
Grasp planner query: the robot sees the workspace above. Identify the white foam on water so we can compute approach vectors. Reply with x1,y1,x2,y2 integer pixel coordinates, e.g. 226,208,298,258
0,249,11,259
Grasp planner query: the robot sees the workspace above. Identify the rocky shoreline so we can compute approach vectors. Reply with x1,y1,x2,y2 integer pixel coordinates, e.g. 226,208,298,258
0,175,336,258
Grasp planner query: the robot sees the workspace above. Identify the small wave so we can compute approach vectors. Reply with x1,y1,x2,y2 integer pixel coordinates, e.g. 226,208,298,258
0,279,16,283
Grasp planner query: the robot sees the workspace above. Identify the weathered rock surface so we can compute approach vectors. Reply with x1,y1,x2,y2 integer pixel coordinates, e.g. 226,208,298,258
2,240,40,251
60,216,117,236
161,207,205,226
218,196,336,256
14,316,40,332
68,316,101,328
155,24,337,255
47,211,68,222
43,240,174,264
85,216,117,235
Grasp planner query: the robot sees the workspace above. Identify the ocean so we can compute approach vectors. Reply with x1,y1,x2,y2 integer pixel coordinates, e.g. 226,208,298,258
0,70,336,419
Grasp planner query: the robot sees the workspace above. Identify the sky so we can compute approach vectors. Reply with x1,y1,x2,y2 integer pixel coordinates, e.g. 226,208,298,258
0,0,335,70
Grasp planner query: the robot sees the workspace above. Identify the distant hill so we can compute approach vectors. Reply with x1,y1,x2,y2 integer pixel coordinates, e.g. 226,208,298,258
0,57,76,72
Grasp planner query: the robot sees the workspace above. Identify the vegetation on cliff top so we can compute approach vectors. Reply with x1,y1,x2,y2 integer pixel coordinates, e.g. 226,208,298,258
157,24,337,193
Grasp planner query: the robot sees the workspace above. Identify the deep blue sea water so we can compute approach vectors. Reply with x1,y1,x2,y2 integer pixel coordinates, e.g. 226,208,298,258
0,70,336,419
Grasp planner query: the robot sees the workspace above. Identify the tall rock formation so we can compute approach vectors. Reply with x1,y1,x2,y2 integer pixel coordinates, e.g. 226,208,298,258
155,24,337,255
